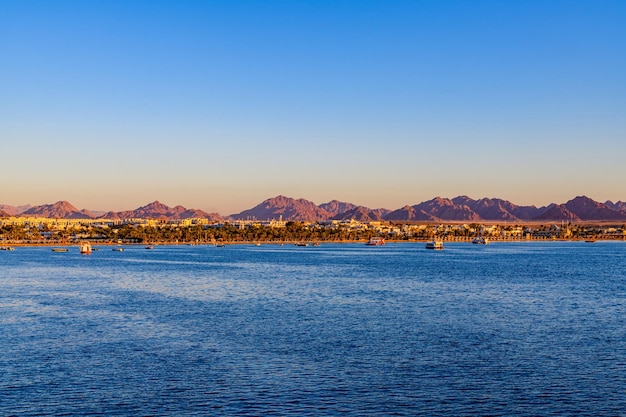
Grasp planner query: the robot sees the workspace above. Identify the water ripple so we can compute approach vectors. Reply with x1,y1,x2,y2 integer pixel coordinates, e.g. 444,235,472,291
1,243,625,416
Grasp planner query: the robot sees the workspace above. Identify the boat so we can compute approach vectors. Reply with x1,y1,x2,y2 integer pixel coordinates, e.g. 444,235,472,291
112,247,124,252
79,241,92,254
425,240,444,250
472,237,489,244
0,246,15,251
145,245,154,249
52,248,68,252
365,237,385,246
585,240,596,243
295,242,309,247
312,242,321,247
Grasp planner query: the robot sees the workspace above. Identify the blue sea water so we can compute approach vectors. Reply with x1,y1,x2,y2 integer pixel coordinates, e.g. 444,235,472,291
1,242,625,416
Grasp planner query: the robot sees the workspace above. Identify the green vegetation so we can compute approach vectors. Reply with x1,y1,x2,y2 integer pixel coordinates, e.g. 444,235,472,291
0,222,377,244
1,221,625,245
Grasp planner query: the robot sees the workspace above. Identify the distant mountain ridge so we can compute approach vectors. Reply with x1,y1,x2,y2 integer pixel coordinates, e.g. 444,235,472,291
534,196,626,222
100,201,222,221
13,200,222,221
332,206,390,222
0,204,32,216
605,200,626,213
230,196,391,222
3,195,626,222
230,195,626,222
22,201,95,219
232,195,331,221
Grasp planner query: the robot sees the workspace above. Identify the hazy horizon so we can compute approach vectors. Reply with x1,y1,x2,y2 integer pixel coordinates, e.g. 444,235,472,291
3,1,625,214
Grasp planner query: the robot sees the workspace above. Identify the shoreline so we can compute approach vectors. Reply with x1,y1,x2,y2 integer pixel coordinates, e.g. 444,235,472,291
2,236,624,249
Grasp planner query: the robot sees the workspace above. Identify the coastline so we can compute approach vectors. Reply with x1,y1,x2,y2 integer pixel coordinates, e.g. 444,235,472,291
2,236,624,249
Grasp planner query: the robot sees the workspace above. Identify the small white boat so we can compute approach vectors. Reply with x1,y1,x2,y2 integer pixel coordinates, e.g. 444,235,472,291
112,247,124,252
145,245,154,249
472,237,489,244
79,241,92,254
425,241,444,250
365,237,385,246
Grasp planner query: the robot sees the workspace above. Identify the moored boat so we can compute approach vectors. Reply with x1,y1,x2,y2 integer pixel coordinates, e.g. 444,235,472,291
425,240,444,250
472,237,489,244
79,241,92,254
365,237,385,246
52,248,68,252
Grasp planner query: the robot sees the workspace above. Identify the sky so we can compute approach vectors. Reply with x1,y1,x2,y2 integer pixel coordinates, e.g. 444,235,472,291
2,0,625,215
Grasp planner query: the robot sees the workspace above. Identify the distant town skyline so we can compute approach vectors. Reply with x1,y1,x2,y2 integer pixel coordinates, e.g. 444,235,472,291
2,1,625,215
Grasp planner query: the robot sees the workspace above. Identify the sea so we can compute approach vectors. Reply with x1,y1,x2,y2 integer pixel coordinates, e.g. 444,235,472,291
1,241,625,416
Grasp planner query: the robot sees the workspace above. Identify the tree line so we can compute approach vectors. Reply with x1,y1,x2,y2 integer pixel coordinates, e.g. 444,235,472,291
1,221,624,244
0,222,378,244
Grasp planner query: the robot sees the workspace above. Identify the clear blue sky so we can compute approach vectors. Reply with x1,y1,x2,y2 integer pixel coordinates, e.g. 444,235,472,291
2,0,625,214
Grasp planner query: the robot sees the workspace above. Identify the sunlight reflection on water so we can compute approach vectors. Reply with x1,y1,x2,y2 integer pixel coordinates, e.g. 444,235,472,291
1,243,625,416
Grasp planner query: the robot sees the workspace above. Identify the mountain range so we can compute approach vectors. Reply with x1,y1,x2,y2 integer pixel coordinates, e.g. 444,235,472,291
2,195,626,222
3,201,222,221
